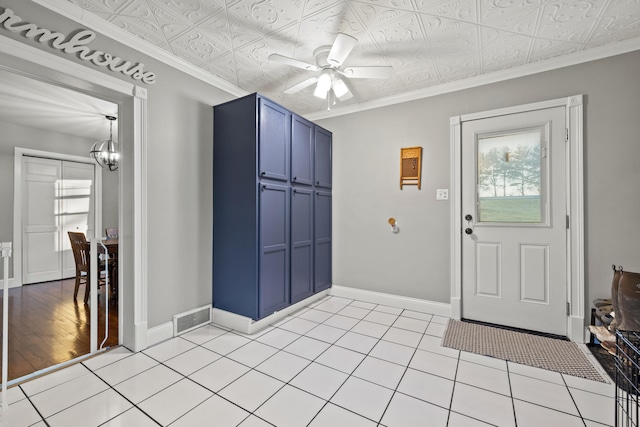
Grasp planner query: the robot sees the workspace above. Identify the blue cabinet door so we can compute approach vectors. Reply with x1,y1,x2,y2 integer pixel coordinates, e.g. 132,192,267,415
259,98,290,181
291,115,313,186
314,190,332,292
314,127,332,188
291,187,314,304
260,183,290,318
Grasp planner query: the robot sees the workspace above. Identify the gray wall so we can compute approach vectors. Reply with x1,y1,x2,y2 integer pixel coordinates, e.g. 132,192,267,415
317,51,640,315
0,0,236,328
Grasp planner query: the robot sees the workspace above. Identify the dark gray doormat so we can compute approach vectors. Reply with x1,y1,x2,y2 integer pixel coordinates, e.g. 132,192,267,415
442,319,606,383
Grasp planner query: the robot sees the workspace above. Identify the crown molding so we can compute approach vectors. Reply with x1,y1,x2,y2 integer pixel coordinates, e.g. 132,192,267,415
306,36,640,121
31,0,249,97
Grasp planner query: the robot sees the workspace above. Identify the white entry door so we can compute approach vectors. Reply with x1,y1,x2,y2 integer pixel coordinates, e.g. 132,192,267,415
462,106,568,336
22,156,95,284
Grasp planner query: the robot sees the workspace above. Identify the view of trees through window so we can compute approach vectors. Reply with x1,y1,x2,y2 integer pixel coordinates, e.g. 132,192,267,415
477,129,543,223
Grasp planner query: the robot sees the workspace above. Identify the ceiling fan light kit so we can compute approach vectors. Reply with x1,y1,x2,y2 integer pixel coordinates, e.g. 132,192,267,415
331,78,350,99
269,32,393,106
314,72,332,99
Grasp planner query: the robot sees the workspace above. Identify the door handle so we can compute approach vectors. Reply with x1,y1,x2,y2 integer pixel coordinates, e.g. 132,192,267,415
465,228,473,235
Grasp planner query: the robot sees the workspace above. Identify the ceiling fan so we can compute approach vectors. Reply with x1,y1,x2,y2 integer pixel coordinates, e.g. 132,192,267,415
268,33,394,103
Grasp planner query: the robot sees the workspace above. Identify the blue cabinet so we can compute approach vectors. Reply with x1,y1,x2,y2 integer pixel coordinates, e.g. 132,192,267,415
260,100,290,181
315,190,332,292
213,93,331,321
315,127,332,188
291,187,313,304
291,115,313,186
259,183,290,317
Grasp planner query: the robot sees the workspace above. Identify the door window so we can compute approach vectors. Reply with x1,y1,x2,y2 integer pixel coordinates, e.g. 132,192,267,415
476,126,546,224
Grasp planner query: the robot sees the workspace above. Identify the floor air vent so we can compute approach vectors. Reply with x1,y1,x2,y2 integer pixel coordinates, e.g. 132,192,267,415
173,305,211,336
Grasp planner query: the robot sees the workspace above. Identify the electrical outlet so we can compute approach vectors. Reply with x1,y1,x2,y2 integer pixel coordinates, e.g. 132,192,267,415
436,189,448,200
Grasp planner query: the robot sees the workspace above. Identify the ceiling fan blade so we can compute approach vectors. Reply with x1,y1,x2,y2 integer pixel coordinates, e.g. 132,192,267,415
327,33,357,67
284,77,318,95
342,66,394,79
268,54,319,71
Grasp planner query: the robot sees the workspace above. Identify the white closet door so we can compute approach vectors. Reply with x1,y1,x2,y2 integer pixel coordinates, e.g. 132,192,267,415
22,157,96,284
22,157,62,284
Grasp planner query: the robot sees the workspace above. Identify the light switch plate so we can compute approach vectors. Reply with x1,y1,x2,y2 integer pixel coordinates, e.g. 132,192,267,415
436,189,448,200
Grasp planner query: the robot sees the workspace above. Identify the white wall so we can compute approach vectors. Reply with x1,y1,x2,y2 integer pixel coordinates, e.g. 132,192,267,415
318,51,640,316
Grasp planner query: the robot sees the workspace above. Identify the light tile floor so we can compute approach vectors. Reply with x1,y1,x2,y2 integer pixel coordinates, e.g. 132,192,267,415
1,296,616,427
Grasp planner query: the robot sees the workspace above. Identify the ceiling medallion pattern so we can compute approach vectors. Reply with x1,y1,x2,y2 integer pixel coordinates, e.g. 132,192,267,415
69,0,640,114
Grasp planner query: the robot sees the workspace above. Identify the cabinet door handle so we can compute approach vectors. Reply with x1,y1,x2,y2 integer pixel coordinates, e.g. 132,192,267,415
293,176,297,181
261,185,267,191
293,189,297,194
316,181,320,185
261,171,266,176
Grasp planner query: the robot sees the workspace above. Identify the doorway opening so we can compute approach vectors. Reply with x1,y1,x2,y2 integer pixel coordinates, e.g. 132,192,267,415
0,69,122,382
0,34,148,386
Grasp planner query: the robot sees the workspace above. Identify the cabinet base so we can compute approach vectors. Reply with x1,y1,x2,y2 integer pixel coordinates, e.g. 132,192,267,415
212,290,331,335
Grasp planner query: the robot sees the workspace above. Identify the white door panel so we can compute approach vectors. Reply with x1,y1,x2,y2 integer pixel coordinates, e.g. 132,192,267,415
462,106,567,336
520,244,549,303
23,157,61,284
475,242,500,297
23,231,60,282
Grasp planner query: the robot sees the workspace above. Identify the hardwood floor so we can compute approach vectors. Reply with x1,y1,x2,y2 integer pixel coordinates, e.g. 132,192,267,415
0,278,118,382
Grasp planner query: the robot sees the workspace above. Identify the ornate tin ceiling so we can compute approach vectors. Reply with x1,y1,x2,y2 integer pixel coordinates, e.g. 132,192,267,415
67,0,640,114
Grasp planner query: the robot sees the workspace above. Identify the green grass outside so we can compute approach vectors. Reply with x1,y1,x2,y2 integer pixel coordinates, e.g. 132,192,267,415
478,196,541,223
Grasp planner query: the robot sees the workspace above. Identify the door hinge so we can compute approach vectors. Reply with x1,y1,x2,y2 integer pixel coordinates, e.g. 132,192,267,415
567,302,571,316
565,128,569,142
566,215,570,229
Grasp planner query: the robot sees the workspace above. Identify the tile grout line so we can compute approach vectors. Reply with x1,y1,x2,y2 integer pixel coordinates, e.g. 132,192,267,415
18,383,51,427
90,365,163,427
507,357,519,427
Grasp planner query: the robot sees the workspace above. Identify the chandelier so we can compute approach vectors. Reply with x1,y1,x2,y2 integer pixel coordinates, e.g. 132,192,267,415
90,115,119,171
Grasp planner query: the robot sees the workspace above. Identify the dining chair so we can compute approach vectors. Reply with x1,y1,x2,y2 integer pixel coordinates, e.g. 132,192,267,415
68,231,107,303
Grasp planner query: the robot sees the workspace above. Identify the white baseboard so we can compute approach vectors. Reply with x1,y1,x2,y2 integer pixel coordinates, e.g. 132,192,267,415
330,285,452,317
0,278,21,289
450,297,461,319
146,321,172,348
212,290,330,335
